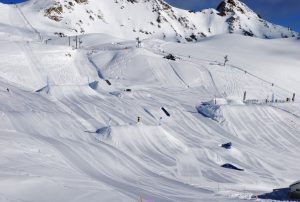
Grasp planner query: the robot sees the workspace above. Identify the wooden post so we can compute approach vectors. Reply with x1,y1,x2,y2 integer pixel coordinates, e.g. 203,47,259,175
243,91,247,101
75,35,78,49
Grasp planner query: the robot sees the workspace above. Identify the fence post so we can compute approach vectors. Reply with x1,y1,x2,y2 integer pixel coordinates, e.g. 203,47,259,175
243,91,247,101
75,35,78,49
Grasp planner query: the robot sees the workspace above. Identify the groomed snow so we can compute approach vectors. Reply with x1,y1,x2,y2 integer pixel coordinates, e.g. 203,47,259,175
0,1,299,202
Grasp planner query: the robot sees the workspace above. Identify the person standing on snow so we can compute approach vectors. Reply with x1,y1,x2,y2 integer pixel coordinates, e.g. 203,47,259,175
158,117,163,126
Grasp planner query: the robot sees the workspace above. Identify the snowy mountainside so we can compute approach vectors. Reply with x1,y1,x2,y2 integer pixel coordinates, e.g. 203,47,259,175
2,0,297,41
0,31,300,201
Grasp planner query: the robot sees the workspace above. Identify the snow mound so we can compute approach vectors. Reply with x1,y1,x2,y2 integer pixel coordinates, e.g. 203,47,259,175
109,125,188,156
197,98,244,122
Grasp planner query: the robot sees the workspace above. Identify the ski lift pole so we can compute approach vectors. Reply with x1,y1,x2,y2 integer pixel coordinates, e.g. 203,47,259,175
75,35,78,49
243,91,247,101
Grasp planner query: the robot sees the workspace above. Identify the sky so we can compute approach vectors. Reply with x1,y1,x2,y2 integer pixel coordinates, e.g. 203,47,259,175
0,0,299,32
0,0,26,3
165,0,300,32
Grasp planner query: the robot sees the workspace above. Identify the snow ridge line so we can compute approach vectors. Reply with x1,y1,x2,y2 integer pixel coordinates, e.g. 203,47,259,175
270,105,300,120
144,46,222,97
87,53,105,79
168,63,188,87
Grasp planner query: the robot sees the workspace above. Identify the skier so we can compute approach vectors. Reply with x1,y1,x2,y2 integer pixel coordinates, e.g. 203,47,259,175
137,116,141,123
224,55,229,66
6,88,9,92
158,117,163,126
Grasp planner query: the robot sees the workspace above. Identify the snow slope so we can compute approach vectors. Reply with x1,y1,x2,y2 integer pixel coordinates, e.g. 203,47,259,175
0,1,300,202
0,32,299,201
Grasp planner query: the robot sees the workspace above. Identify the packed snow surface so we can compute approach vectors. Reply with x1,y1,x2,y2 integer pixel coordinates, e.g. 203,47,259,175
0,1,300,202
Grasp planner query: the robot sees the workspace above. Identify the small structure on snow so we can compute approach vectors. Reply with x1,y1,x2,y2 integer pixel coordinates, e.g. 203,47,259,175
290,181,300,199
105,80,112,85
221,142,232,149
256,182,300,201
161,107,170,117
164,54,176,61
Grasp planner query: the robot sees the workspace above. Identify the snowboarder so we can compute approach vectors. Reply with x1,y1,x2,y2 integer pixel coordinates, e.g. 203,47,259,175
223,55,229,66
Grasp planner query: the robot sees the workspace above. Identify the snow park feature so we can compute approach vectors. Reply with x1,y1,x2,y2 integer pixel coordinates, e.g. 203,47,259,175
0,0,300,201
290,181,300,199
221,163,244,171
221,142,232,149
256,182,300,201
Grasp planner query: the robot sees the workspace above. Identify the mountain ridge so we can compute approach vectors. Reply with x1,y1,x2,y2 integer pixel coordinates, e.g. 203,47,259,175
0,0,298,41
